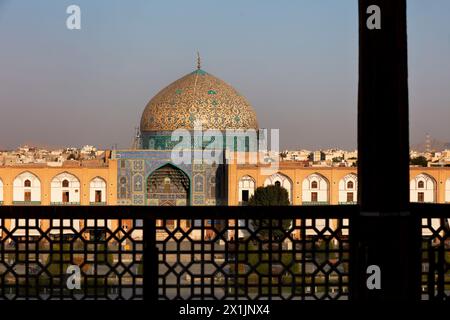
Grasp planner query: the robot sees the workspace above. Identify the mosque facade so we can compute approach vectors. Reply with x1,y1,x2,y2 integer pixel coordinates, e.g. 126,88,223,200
0,61,449,239
113,62,259,207
111,61,450,209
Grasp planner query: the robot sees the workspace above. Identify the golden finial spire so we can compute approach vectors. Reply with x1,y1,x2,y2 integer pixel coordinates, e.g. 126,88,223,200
197,51,201,70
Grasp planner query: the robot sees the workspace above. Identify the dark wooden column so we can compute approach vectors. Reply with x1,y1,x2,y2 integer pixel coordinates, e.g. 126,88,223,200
355,0,420,301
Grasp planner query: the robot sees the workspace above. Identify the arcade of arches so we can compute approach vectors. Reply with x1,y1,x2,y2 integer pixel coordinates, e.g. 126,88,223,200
228,165,450,205
0,165,120,236
0,165,449,206
0,163,449,239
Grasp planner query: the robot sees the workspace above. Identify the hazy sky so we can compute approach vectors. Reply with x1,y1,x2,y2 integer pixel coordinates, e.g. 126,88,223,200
0,0,449,150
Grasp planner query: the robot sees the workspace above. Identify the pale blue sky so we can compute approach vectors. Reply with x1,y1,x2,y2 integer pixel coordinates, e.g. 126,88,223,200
0,0,449,150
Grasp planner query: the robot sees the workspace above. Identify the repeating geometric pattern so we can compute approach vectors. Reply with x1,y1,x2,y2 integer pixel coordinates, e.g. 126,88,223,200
147,164,190,206
156,218,350,300
3,213,448,301
421,217,450,300
140,69,259,132
0,218,143,300
115,151,224,206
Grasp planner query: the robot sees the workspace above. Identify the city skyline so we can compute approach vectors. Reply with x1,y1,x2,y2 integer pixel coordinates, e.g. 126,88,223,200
1,0,449,150
0,1,448,306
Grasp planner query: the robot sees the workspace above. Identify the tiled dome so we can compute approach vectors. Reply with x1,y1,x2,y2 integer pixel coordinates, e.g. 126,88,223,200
140,68,258,132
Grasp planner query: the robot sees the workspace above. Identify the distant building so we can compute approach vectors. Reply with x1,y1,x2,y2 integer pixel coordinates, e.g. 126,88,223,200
311,151,325,162
0,62,449,241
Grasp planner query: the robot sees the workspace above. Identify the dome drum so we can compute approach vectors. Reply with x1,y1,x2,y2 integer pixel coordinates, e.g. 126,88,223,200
141,130,259,152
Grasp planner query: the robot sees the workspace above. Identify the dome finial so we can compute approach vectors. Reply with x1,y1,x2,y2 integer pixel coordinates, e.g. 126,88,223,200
197,51,201,70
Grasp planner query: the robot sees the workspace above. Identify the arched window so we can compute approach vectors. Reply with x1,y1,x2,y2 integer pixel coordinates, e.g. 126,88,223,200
302,173,330,205
264,172,293,203
0,178,4,203
338,174,357,204
410,174,436,203
275,181,281,187
50,172,80,204
445,178,450,203
90,177,107,204
238,175,256,204
13,172,41,204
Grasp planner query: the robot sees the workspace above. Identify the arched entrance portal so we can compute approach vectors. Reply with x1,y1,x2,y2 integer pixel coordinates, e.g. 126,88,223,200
147,164,190,230
147,164,190,206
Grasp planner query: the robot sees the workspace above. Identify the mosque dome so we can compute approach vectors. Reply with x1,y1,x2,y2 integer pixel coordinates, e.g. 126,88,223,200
140,65,258,133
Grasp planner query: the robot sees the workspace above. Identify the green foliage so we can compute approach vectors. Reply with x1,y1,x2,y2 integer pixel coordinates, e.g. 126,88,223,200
138,256,144,275
235,242,300,277
251,219,292,240
67,153,77,160
410,156,428,167
248,185,290,206
95,243,115,266
46,241,113,276
46,243,72,275
247,185,291,240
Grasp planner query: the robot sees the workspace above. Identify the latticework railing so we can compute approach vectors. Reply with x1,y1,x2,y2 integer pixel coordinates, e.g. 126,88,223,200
0,205,448,301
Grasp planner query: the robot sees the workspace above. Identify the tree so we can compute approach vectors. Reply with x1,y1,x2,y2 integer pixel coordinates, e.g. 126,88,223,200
248,185,290,206
67,153,77,160
248,185,291,240
410,156,427,167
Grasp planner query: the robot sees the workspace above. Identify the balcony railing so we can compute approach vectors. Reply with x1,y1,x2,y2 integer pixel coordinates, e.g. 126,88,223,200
338,201,358,205
89,202,107,206
12,201,41,205
0,204,448,302
301,201,330,206
50,202,81,206
156,212,351,300
415,204,450,300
